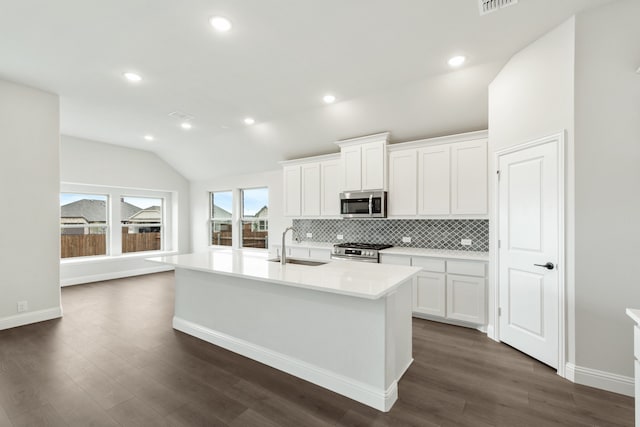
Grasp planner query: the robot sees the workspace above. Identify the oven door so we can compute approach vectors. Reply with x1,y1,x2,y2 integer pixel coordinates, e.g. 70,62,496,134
330,254,379,263
340,191,386,218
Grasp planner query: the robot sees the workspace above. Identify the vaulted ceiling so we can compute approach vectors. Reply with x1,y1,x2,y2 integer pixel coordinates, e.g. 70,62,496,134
0,0,613,180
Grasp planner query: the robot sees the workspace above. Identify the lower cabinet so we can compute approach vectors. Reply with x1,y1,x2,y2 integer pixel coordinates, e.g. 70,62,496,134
415,272,446,317
380,253,487,327
273,245,332,261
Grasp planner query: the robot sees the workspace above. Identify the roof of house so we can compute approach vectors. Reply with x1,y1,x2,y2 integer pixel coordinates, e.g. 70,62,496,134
61,199,142,222
212,204,231,219
127,206,161,223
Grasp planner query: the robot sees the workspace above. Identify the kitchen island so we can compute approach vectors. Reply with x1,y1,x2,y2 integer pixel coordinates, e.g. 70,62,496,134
147,250,421,411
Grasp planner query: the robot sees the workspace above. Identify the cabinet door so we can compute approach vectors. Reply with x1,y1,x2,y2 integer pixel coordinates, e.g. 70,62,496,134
301,163,321,216
379,254,411,266
342,145,362,191
388,150,417,216
362,141,385,190
414,272,446,317
446,274,485,324
451,139,487,215
283,165,301,216
320,159,342,216
418,145,450,215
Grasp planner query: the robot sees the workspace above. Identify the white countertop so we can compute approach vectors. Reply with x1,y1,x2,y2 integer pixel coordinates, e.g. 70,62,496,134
148,250,421,300
626,308,640,324
380,247,489,261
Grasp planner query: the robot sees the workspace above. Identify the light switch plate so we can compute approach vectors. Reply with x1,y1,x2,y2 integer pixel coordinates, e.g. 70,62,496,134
306,233,312,238
461,239,472,246
402,236,411,243
337,234,344,240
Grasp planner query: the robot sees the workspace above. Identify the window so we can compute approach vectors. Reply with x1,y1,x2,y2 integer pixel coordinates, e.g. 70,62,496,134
241,188,268,249
210,191,233,246
60,193,108,258
121,196,163,253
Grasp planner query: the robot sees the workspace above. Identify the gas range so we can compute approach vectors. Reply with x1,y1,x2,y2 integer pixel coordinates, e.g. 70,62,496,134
331,242,393,263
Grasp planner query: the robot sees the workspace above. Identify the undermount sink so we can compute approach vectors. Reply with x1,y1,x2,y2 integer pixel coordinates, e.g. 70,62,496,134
267,257,328,266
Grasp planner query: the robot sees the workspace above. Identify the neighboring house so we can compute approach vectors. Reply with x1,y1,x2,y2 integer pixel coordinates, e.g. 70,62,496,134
211,204,232,232
60,199,154,234
251,205,268,232
123,205,161,233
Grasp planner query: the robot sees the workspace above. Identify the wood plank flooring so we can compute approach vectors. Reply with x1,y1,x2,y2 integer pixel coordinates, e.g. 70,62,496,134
0,272,633,426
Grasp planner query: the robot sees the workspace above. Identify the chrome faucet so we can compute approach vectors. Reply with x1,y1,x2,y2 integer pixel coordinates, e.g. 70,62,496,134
281,226,294,265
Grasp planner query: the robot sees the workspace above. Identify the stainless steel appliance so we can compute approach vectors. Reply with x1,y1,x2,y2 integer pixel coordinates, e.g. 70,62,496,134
331,242,393,263
340,191,387,218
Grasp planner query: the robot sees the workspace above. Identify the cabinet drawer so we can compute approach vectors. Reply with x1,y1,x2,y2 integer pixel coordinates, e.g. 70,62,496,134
380,254,411,266
411,257,445,273
635,326,640,360
447,260,486,277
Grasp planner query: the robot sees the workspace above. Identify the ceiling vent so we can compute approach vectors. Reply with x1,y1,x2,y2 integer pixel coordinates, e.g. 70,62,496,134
479,0,518,15
168,111,195,121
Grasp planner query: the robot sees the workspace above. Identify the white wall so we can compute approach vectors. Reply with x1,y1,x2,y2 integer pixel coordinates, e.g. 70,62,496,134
60,135,191,285
0,79,62,330
574,0,640,379
488,17,576,360
190,169,285,253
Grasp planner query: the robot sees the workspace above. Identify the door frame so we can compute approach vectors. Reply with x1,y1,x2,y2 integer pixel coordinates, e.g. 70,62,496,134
492,131,566,377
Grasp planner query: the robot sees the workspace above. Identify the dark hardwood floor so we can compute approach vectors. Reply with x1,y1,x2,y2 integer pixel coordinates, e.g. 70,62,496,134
0,272,633,426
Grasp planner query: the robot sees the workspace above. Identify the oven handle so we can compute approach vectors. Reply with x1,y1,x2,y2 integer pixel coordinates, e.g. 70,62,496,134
330,255,378,263
368,195,373,216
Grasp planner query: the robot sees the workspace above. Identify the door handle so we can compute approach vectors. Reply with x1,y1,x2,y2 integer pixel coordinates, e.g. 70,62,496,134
534,262,555,270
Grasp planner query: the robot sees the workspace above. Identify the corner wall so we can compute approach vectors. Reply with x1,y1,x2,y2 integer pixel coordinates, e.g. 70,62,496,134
60,135,191,285
0,79,62,330
574,0,640,383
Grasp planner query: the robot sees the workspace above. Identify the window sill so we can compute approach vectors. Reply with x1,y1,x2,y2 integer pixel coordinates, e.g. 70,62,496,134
60,250,179,265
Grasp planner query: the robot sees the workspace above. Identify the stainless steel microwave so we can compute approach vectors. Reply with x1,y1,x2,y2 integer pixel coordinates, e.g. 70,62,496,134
340,191,387,218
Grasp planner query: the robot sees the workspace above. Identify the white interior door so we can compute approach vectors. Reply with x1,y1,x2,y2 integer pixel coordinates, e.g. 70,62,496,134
498,137,561,368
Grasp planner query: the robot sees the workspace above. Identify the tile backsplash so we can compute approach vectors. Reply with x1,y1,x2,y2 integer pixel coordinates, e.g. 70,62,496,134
292,219,489,252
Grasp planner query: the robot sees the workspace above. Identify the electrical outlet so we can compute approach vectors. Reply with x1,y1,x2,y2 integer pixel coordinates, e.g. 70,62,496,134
306,232,312,238
17,300,28,313
461,239,472,246
402,236,411,243
337,234,344,240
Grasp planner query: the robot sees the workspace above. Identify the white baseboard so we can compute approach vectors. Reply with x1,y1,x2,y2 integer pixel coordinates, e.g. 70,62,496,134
173,316,397,411
0,306,63,331
565,363,634,396
413,312,487,333
61,265,174,287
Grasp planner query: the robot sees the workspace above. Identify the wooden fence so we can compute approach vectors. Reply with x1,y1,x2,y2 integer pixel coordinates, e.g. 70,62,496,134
211,230,268,248
61,232,161,258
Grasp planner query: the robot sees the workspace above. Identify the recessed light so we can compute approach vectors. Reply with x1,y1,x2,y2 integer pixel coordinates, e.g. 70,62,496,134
210,16,232,32
323,94,336,104
448,56,466,68
181,122,192,130
123,72,142,82
244,117,255,125
144,135,154,141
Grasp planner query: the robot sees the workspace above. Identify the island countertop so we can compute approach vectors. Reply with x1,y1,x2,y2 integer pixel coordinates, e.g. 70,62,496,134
148,250,421,300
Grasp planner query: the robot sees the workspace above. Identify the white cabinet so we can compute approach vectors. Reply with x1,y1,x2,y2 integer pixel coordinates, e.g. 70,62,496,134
301,163,320,216
272,245,332,261
283,165,301,217
451,140,487,215
626,310,640,426
418,145,450,215
342,145,362,192
362,140,386,190
446,274,486,324
336,133,389,192
380,253,487,327
320,159,341,216
388,149,417,216
281,154,341,218
415,272,446,317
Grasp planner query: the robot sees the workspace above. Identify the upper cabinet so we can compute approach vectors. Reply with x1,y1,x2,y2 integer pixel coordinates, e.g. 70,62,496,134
387,132,488,218
282,154,342,218
336,133,389,192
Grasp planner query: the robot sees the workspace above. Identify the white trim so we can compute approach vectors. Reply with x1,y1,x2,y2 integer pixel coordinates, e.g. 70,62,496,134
173,316,398,412
412,312,486,332
61,265,173,287
386,130,488,152
279,152,341,166
335,132,390,148
493,132,566,376
566,363,634,396
0,306,63,331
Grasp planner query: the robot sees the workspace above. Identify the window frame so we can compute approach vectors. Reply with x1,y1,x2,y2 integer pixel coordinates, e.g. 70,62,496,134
240,187,269,250
209,190,234,248
60,183,175,262
60,192,110,258
120,194,165,254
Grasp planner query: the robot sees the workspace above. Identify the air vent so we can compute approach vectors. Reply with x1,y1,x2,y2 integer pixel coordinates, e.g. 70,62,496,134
479,0,518,15
168,111,195,121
